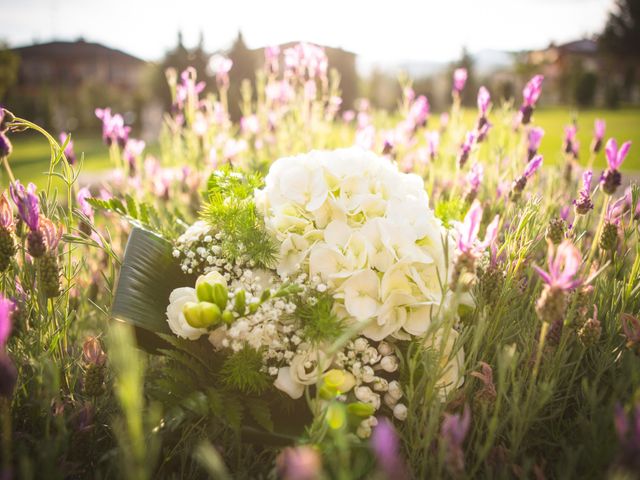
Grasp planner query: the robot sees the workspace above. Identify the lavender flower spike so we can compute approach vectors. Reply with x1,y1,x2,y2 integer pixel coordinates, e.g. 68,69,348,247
591,119,605,153
534,240,582,292
519,74,544,125
371,418,409,480
527,127,545,160
9,181,40,231
573,170,594,215
0,295,14,349
453,68,467,94
601,138,631,195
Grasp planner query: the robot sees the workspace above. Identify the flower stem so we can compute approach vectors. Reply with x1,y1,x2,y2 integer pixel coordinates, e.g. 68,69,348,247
532,321,549,380
587,195,610,266
1,155,15,184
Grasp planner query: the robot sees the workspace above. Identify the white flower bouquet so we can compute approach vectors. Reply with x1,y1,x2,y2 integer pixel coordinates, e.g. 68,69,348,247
113,147,467,440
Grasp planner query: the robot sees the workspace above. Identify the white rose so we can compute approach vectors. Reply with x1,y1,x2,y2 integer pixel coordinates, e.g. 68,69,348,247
289,349,331,385
273,367,305,399
166,287,207,340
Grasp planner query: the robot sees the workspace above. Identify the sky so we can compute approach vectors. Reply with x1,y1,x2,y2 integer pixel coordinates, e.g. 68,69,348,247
0,0,615,64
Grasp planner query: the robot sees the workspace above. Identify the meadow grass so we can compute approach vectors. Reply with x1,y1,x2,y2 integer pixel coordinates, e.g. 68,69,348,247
4,107,640,189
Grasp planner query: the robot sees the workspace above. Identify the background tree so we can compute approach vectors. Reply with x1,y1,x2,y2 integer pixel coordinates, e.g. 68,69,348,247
0,43,20,100
599,0,640,57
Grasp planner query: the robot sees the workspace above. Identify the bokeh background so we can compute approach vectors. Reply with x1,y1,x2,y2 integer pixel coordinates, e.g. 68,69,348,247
1,0,639,180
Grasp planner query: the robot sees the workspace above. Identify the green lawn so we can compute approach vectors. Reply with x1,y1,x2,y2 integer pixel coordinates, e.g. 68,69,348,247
2,108,639,189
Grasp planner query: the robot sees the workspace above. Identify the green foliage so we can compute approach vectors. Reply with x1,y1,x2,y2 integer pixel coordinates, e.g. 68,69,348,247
88,195,185,240
435,196,466,228
298,292,346,343
220,346,271,395
201,168,277,269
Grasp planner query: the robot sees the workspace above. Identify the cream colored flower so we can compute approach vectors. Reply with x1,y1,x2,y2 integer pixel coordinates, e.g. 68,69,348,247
423,329,465,397
166,287,207,340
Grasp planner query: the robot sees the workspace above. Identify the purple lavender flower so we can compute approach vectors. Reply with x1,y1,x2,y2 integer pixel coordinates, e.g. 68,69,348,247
563,125,579,158
458,131,476,168
275,445,322,480
39,217,63,251
477,86,490,118
0,295,14,349
0,192,14,231
408,95,430,130
427,131,440,161
510,154,543,200
476,120,492,143
601,138,631,195
9,181,40,231
534,240,582,291
265,45,280,74
519,75,544,125
123,138,145,175
371,418,409,480
452,68,468,95
527,127,545,160
95,108,131,148
76,188,94,222
59,132,76,165
591,119,605,153
614,402,640,472
465,162,483,202
441,405,471,476
0,131,11,158
621,313,640,352
573,170,594,215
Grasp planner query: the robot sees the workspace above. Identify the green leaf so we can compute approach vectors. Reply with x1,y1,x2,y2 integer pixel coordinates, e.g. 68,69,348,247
111,227,195,350
246,399,274,432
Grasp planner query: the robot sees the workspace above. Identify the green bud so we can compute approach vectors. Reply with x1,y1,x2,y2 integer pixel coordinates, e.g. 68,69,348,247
196,282,214,303
183,302,221,328
183,302,205,328
222,310,235,325
234,290,246,315
200,302,221,327
347,402,376,418
248,302,259,314
260,289,271,303
212,283,229,310
326,402,346,430
318,384,338,400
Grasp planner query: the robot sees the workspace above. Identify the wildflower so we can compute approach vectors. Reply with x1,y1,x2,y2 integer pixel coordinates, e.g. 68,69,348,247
471,361,497,406
600,197,625,253
76,187,94,236
371,418,409,480
452,200,498,290
613,403,640,472
591,119,605,153
123,138,145,175
59,132,76,165
0,192,15,272
527,127,545,160
519,74,544,125
452,68,468,95
275,445,322,480
0,131,11,158
458,131,476,168
477,86,491,123
440,112,450,132
621,313,640,354
601,138,631,195
534,240,582,324
578,304,601,347
573,170,594,215
441,405,471,476
465,162,483,203
95,108,130,148
545,218,566,245
563,125,579,159
427,130,440,161
408,95,430,131
510,154,543,201
265,45,280,74
210,55,233,88
37,217,63,298
83,337,106,397
0,295,16,397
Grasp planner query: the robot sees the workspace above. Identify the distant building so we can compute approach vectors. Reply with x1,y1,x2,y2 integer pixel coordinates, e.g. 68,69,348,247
13,39,146,92
7,40,148,130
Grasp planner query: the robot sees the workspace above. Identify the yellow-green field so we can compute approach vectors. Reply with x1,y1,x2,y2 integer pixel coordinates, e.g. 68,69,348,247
2,108,639,189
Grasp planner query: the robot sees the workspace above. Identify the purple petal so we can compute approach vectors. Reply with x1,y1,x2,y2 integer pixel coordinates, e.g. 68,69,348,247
0,296,14,348
605,138,618,169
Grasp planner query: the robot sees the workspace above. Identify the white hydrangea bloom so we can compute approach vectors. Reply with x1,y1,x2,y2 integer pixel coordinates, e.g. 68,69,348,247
256,147,455,341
